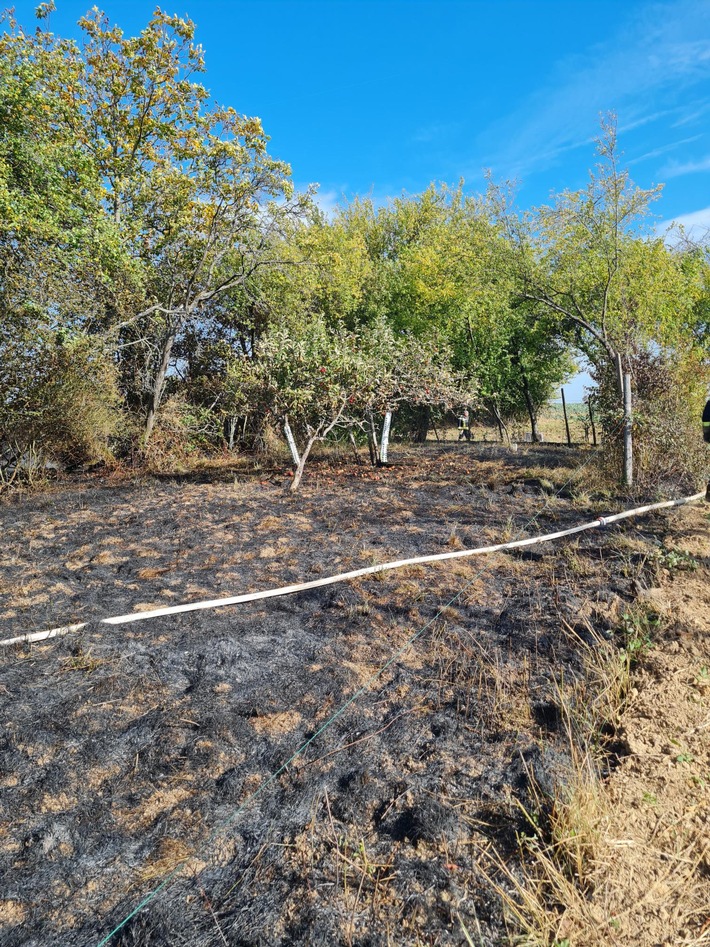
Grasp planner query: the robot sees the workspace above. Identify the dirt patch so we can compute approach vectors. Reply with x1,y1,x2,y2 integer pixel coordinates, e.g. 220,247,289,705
0,443,707,945
0,901,26,926
575,506,710,946
250,711,303,736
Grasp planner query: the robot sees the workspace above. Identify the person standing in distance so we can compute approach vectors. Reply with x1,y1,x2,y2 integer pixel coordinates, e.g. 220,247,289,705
458,409,471,441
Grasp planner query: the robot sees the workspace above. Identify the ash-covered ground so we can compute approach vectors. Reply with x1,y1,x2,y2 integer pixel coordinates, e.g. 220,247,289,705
0,443,691,946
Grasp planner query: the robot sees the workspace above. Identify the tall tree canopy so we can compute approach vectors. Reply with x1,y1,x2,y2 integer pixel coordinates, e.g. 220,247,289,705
1,9,707,490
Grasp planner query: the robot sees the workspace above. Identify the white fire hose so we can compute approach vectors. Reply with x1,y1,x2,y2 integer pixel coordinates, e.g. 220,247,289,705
1,491,704,650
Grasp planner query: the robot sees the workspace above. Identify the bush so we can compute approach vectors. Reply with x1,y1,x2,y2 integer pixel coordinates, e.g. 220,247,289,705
0,333,122,473
593,348,709,494
140,394,220,472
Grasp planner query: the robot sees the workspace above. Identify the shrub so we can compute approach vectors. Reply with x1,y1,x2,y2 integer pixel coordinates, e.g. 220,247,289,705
592,347,709,494
140,394,220,472
0,333,122,473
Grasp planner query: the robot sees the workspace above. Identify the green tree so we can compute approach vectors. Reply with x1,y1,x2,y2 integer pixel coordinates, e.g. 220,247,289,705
0,9,133,469
340,185,571,441
495,116,707,480
70,8,306,440
330,187,499,439
178,207,368,450
2,6,306,444
495,117,698,383
244,315,470,491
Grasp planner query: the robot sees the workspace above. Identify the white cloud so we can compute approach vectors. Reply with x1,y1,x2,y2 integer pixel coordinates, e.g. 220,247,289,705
659,154,710,177
302,182,404,218
313,187,342,219
627,135,702,165
473,0,710,181
292,184,346,220
656,205,710,241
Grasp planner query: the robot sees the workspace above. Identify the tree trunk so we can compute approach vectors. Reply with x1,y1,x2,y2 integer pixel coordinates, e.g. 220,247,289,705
289,435,317,492
286,406,345,493
367,434,378,466
283,418,301,466
226,416,237,451
520,371,540,442
490,400,509,445
367,412,380,466
288,425,332,493
380,411,392,464
413,406,430,443
144,331,177,444
348,430,362,465
622,372,633,487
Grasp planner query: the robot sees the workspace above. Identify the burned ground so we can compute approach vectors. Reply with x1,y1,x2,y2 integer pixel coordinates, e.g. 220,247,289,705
1,443,707,946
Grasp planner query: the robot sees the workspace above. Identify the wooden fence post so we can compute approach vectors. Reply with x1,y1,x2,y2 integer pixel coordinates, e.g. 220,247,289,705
615,352,624,397
588,398,597,447
561,388,572,446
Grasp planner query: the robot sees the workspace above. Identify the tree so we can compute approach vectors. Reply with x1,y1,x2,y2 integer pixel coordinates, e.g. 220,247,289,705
497,118,662,378
347,185,571,442
0,9,133,469
178,206,372,450
1,332,121,472
7,7,306,442
332,187,515,440
495,116,706,480
245,316,472,491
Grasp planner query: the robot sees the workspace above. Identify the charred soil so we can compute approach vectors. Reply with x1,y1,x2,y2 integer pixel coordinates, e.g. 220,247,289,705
0,443,707,946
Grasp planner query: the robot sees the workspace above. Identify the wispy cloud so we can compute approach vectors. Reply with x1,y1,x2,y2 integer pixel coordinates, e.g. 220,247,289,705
412,120,464,145
628,135,702,165
657,205,710,240
671,101,710,127
313,187,343,219
618,109,676,134
306,183,398,218
658,38,710,74
659,153,710,177
472,0,710,181
293,184,347,220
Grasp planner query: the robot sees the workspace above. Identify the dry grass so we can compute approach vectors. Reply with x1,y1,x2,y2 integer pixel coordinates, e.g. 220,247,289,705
478,590,710,946
2,442,705,947
137,838,206,884
473,684,611,943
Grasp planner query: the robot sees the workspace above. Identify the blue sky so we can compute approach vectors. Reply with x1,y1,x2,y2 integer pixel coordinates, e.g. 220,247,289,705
11,0,710,396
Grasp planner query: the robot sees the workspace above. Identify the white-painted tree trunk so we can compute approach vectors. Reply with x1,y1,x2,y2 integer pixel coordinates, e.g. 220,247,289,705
290,436,316,492
380,411,392,463
623,372,633,487
367,412,380,466
226,417,237,451
283,419,300,466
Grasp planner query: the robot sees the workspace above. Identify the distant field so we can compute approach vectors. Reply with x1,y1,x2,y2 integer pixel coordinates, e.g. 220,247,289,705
436,401,596,445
